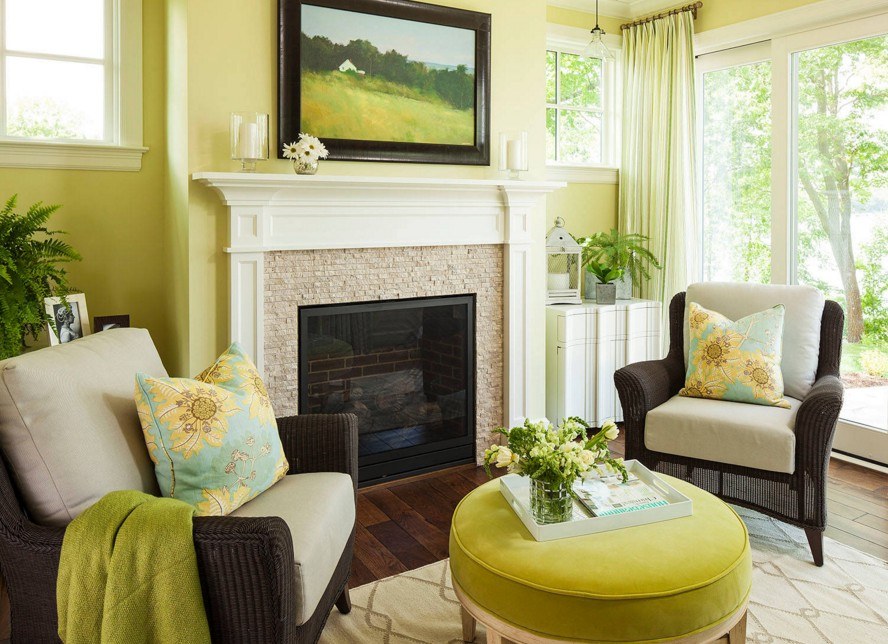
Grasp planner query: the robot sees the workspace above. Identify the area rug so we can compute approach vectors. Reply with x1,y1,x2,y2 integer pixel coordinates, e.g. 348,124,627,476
321,508,888,643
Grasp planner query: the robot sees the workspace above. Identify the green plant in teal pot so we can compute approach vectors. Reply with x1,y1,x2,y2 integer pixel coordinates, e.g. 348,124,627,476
0,196,80,359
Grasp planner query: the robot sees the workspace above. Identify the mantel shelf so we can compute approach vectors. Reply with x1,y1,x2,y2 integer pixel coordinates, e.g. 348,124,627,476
192,171,564,192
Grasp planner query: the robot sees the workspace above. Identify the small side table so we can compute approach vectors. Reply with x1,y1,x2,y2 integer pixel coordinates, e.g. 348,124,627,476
545,298,661,426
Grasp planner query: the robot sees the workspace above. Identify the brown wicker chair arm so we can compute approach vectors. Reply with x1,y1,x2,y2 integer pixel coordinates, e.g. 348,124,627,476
277,414,358,489
794,374,844,476
614,356,684,422
192,514,296,643
614,356,684,458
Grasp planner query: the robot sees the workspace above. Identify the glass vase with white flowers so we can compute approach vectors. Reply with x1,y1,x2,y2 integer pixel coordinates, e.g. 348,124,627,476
282,133,329,175
484,417,626,524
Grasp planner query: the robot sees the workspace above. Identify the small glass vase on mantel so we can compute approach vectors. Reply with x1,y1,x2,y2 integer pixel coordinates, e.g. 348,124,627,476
529,479,573,524
293,159,319,175
282,132,328,176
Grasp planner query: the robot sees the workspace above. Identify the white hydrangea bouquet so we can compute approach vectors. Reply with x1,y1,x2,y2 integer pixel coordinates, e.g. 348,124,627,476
484,417,626,524
282,132,329,175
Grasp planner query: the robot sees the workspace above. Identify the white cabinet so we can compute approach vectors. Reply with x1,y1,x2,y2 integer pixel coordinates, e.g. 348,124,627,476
545,299,662,426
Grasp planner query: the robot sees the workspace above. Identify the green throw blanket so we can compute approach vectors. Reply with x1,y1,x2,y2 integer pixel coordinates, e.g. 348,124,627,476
57,490,211,644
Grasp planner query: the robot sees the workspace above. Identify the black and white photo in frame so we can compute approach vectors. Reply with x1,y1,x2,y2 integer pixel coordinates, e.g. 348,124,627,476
44,294,91,345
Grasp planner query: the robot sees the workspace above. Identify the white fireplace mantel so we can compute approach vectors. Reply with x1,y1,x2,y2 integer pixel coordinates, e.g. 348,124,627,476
193,171,565,425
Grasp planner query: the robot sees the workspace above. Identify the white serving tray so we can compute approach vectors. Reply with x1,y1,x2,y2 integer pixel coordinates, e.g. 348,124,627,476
499,460,692,542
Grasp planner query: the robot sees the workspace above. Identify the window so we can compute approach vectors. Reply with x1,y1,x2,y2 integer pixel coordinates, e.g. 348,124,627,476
2,0,109,141
544,25,618,179
546,50,604,165
697,12,888,463
698,45,772,283
792,32,888,435
0,0,145,170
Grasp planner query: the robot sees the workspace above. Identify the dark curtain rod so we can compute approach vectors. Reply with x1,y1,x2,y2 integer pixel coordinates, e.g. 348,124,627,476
621,1,703,30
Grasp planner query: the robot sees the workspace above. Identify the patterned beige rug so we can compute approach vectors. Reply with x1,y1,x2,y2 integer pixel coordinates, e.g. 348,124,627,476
321,508,888,643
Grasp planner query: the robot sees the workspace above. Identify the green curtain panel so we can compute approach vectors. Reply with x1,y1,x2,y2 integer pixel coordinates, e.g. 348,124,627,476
619,11,699,350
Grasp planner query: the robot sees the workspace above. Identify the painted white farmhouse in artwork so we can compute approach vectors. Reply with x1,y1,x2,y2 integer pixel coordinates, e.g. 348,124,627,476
338,59,365,75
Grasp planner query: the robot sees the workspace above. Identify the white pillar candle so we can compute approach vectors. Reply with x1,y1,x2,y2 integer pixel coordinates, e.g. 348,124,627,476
506,138,523,170
237,122,260,160
547,272,570,291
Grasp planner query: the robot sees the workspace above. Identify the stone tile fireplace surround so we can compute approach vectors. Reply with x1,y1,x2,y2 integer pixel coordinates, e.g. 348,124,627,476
194,173,563,463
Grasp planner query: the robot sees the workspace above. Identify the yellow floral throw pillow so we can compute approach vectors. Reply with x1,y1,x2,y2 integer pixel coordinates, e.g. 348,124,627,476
134,342,288,516
680,302,790,408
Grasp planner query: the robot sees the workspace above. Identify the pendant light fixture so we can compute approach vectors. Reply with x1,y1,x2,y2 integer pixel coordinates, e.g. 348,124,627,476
582,0,614,61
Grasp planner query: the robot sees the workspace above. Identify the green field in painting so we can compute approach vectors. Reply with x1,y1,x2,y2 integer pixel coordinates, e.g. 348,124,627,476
301,71,474,145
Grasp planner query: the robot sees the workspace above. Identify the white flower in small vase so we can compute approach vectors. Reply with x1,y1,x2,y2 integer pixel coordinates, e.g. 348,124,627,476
282,132,329,175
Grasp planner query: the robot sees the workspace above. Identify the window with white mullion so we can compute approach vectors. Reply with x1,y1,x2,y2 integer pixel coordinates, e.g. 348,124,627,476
1,0,112,143
546,48,604,165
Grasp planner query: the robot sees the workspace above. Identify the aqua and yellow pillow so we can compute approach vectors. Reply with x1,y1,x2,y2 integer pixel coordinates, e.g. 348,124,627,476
680,302,790,408
134,343,288,516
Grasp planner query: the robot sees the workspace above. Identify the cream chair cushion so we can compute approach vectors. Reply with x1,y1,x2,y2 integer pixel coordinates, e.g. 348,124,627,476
0,329,166,526
646,395,802,474
230,472,355,625
683,282,824,399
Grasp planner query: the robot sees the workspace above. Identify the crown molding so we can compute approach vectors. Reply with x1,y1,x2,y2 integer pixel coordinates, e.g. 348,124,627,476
547,23,623,50
547,0,680,20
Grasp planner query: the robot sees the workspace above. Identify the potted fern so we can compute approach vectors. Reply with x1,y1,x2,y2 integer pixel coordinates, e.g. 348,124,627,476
577,229,661,301
0,196,81,360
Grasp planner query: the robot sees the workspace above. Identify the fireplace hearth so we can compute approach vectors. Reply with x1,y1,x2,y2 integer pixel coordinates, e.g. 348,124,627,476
299,295,476,485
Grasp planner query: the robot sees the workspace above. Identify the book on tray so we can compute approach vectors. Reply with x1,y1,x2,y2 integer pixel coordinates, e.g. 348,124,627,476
573,472,669,517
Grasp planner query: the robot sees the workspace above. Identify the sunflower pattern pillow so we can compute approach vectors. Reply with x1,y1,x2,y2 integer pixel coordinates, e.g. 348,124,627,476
135,342,288,516
680,302,790,408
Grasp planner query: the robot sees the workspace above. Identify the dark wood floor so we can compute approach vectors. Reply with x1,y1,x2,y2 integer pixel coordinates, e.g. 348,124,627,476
351,437,888,587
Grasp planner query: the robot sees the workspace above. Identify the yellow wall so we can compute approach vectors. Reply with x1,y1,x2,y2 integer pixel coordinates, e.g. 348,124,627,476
694,0,822,33
0,2,177,368
180,0,551,412
548,183,617,238
546,5,624,35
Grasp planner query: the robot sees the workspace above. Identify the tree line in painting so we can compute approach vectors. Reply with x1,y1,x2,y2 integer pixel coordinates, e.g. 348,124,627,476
301,33,474,110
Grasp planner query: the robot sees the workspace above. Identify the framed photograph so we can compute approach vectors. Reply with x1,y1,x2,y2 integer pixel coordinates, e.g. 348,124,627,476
94,314,131,332
279,0,491,165
44,294,91,346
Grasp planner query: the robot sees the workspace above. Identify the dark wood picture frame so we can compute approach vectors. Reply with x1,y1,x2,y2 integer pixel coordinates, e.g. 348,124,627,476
279,0,491,165
93,314,131,332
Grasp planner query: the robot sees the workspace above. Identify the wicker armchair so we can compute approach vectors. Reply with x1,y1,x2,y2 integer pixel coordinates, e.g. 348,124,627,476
615,290,844,566
0,413,358,644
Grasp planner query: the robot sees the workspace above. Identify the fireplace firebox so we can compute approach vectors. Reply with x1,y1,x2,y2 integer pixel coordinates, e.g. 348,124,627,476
298,295,476,485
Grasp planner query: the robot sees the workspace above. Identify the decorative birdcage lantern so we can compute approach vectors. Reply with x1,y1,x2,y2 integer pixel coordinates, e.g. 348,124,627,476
546,217,582,305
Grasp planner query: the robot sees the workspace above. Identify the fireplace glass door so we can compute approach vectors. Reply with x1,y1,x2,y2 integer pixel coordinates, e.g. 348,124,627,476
299,295,476,484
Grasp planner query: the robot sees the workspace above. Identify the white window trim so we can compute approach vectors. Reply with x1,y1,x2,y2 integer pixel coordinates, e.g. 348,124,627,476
0,0,146,171
546,23,621,184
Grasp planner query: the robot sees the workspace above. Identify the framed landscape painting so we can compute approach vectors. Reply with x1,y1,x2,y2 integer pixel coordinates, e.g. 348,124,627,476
279,0,491,165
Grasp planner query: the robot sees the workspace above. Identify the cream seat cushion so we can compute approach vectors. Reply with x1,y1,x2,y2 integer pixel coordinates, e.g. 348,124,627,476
0,329,166,526
646,395,802,474
684,282,824,399
230,472,355,625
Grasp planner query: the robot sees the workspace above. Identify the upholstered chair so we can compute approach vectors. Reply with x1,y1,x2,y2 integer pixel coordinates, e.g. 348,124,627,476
615,283,844,566
0,328,357,643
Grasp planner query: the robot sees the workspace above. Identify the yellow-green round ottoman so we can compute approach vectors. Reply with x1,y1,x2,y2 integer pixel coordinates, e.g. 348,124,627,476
449,476,751,644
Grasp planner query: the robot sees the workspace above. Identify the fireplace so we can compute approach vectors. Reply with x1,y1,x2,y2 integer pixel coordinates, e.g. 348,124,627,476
299,295,476,485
